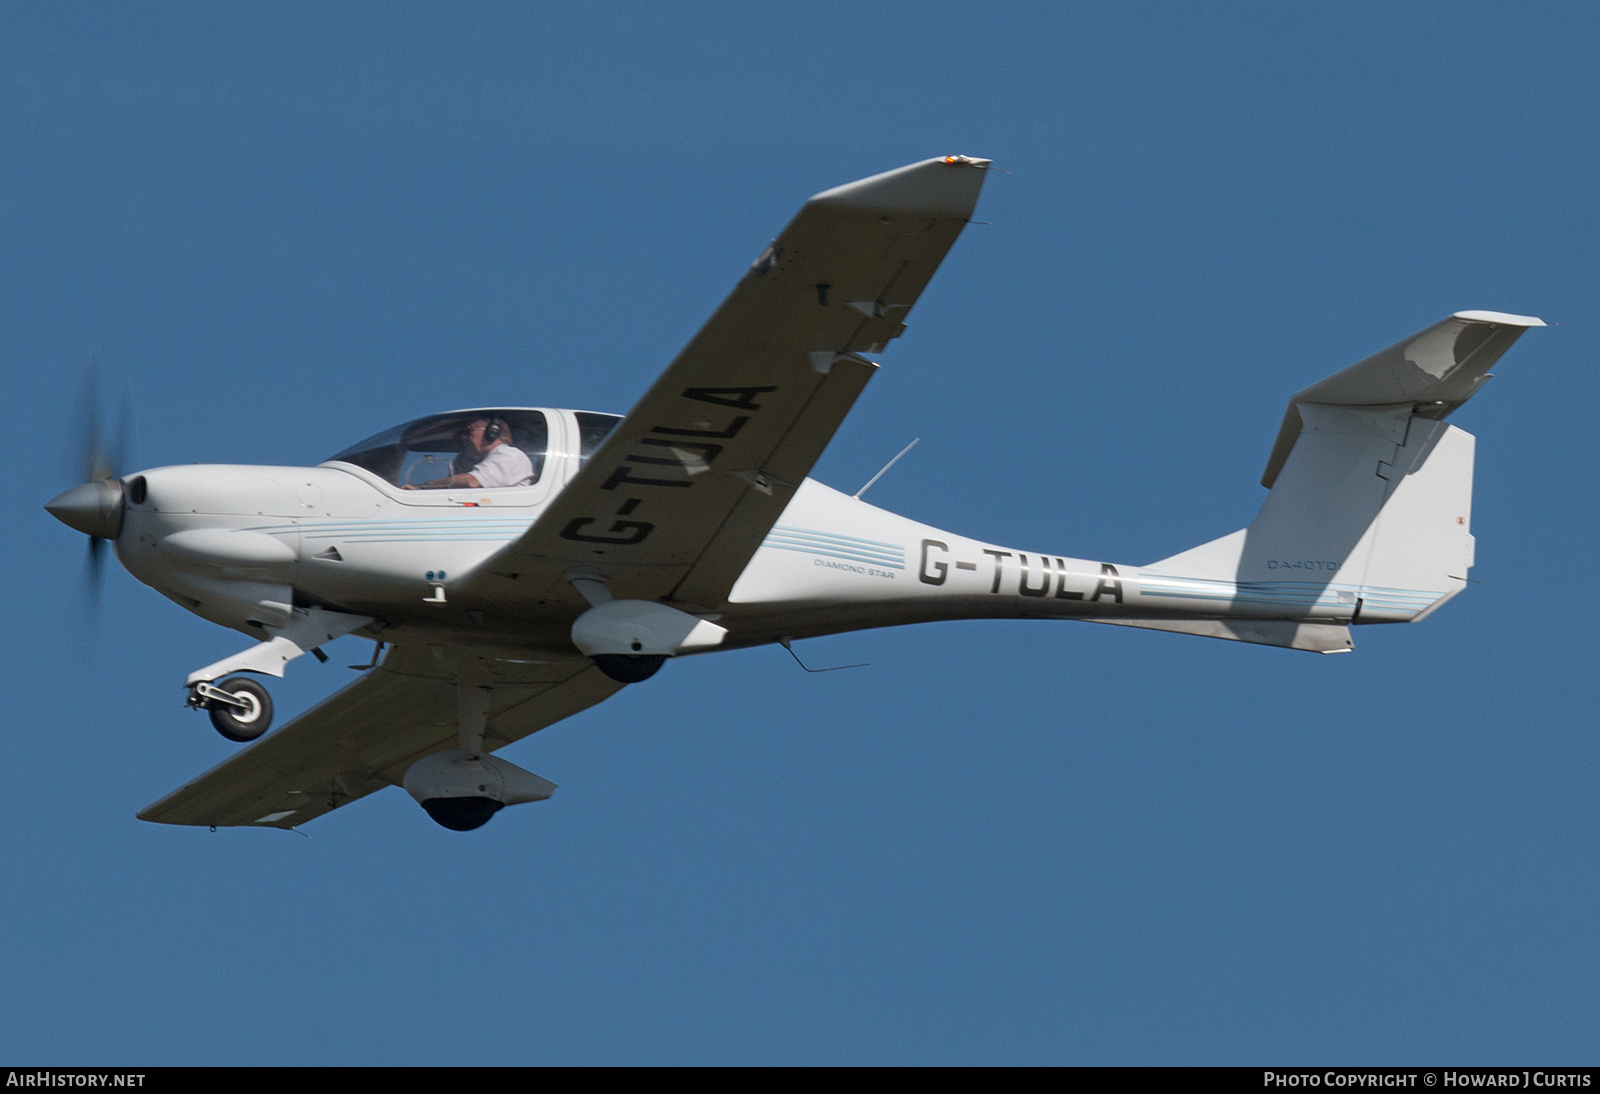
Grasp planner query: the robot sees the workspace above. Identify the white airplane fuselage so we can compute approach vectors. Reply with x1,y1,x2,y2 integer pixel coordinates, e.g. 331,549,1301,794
112,405,1428,676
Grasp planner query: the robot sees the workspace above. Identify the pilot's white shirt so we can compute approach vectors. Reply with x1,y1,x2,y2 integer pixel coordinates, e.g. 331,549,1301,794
470,443,535,488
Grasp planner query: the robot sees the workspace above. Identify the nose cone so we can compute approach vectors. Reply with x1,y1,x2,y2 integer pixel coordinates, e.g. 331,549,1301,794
46,479,124,540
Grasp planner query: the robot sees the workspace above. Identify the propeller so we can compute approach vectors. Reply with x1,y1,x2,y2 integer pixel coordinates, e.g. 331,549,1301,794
46,357,137,614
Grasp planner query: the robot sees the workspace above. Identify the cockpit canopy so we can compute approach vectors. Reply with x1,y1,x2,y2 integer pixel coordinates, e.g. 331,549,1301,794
323,408,623,489
326,409,551,488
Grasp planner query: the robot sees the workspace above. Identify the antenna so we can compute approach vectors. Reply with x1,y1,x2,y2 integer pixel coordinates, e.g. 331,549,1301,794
778,637,868,674
853,437,920,499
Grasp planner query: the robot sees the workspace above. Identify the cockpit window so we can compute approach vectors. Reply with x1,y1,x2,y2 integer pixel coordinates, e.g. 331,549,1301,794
327,410,549,488
575,412,623,466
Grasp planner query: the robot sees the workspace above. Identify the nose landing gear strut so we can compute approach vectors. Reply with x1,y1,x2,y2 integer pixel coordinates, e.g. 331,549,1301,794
183,606,373,743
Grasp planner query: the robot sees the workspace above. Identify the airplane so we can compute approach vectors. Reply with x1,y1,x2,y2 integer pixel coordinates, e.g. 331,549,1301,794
45,155,1543,833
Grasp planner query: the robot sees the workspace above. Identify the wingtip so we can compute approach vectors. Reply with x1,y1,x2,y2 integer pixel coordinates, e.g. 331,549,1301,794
807,156,991,217
1452,310,1546,328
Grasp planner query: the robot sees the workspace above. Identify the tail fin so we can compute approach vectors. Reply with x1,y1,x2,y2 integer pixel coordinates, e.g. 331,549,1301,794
1150,310,1542,627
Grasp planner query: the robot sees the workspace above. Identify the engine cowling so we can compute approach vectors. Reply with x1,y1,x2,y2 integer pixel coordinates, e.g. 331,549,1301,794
402,751,556,831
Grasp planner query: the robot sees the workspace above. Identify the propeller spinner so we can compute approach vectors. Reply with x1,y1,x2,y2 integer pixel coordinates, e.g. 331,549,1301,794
45,361,136,608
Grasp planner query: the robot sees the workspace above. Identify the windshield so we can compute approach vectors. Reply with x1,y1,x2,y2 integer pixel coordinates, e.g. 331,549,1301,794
575,412,622,466
326,410,549,488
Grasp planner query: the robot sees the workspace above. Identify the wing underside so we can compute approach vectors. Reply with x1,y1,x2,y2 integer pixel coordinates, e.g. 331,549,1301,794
139,646,623,829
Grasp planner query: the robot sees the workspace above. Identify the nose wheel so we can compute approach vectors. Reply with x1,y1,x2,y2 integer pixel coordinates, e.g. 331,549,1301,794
188,676,275,742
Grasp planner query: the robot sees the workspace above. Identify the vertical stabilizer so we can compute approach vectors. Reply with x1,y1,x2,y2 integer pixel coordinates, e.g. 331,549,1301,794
1146,311,1537,627
1235,405,1473,622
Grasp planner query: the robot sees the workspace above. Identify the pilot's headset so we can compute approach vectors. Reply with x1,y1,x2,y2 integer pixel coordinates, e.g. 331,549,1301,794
465,416,506,445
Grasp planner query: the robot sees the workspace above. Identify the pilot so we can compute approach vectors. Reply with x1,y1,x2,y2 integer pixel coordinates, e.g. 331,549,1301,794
403,417,534,490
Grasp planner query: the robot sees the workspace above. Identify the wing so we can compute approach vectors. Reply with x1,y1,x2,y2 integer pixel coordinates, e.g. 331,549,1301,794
138,645,624,829
461,156,990,612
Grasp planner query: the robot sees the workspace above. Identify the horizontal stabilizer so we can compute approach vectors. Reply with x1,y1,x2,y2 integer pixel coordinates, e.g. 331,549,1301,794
1086,617,1353,653
1262,311,1543,487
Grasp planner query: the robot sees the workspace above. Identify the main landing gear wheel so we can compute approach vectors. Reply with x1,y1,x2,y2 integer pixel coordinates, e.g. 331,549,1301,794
591,654,667,683
205,676,274,742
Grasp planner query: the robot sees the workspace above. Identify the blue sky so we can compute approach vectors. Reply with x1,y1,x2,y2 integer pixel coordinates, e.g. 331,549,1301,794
4,2,1598,1064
